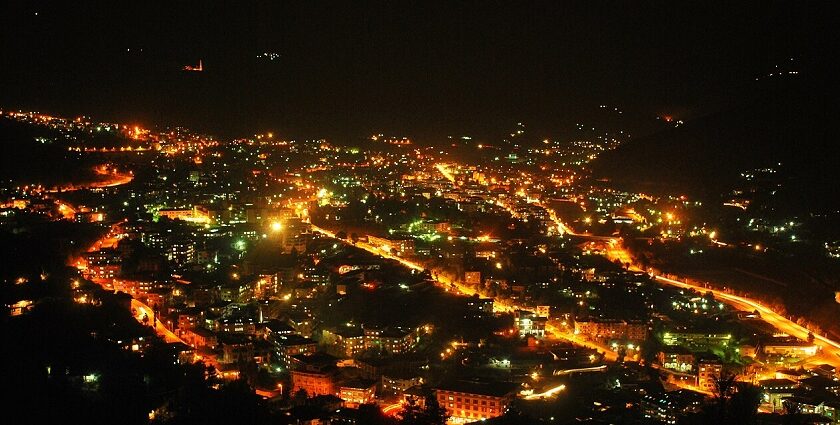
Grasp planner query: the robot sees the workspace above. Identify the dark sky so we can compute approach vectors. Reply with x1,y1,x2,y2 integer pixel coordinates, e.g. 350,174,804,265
1,1,833,142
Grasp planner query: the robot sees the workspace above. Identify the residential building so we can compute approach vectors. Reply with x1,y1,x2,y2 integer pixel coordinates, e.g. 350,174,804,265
435,380,517,423
697,358,723,393
339,379,377,408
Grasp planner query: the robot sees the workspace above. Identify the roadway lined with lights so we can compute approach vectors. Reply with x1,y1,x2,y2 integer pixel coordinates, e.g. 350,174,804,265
432,162,840,369
429,163,625,359
653,274,840,367
309,211,624,360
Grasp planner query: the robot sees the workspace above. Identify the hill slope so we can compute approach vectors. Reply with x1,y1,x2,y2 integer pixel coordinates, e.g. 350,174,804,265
592,72,838,212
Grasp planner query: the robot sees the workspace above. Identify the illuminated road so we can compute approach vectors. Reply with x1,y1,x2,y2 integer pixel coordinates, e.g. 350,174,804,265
533,195,840,368
382,402,403,416
653,274,840,367
551,365,608,376
523,383,566,400
427,163,625,359
71,218,192,348
435,163,457,183
47,165,134,192
132,299,183,344
597,239,840,369
309,223,624,360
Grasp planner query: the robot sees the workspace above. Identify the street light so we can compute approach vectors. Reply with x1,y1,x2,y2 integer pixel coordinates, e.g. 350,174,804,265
271,221,283,232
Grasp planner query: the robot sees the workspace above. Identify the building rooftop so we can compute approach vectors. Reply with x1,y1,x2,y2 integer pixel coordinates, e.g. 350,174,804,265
435,379,519,398
759,378,799,389
340,378,377,390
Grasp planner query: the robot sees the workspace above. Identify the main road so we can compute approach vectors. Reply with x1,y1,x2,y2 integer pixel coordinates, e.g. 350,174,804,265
308,222,622,361
432,162,840,367
652,273,840,367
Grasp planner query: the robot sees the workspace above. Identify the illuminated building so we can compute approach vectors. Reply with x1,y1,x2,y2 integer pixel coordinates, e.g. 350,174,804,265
367,235,415,256
182,327,217,349
382,374,424,395
270,334,317,368
363,325,418,354
322,327,366,357
514,310,547,338
465,297,494,314
658,349,695,373
696,358,722,392
464,271,482,286
661,330,730,350
339,379,377,407
575,318,647,343
435,380,517,423
759,378,799,412
157,206,211,223
291,353,339,397
761,337,819,358
641,390,704,424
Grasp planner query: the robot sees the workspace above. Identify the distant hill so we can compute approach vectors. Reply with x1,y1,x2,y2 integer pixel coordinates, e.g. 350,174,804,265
591,70,839,212
0,117,98,186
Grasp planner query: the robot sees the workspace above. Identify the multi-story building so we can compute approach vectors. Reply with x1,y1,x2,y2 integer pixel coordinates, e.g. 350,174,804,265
759,378,799,412
157,206,211,223
177,307,204,331
662,330,731,351
323,325,420,358
783,395,840,423
641,390,705,424
290,353,339,397
466,297,494,315
291,369,337,397
515,310,547,338
575,318,648,343
464,271,482,286
367,235,415,256
363,325,418,354
339,379,377,408
382,374,424,396
697,358,723,393
167,240,196,265
658,349,695,373
435,380,517,423
322,327,366,358
761,338,819,359
270,334,317,368
84,248,122,279
216,316,258,335
182,327,217,349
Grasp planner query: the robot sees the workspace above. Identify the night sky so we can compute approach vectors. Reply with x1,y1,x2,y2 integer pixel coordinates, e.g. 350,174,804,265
1,1,833,141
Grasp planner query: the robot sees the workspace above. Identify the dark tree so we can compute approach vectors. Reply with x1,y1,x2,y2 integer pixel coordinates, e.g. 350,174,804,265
398,395,449,425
